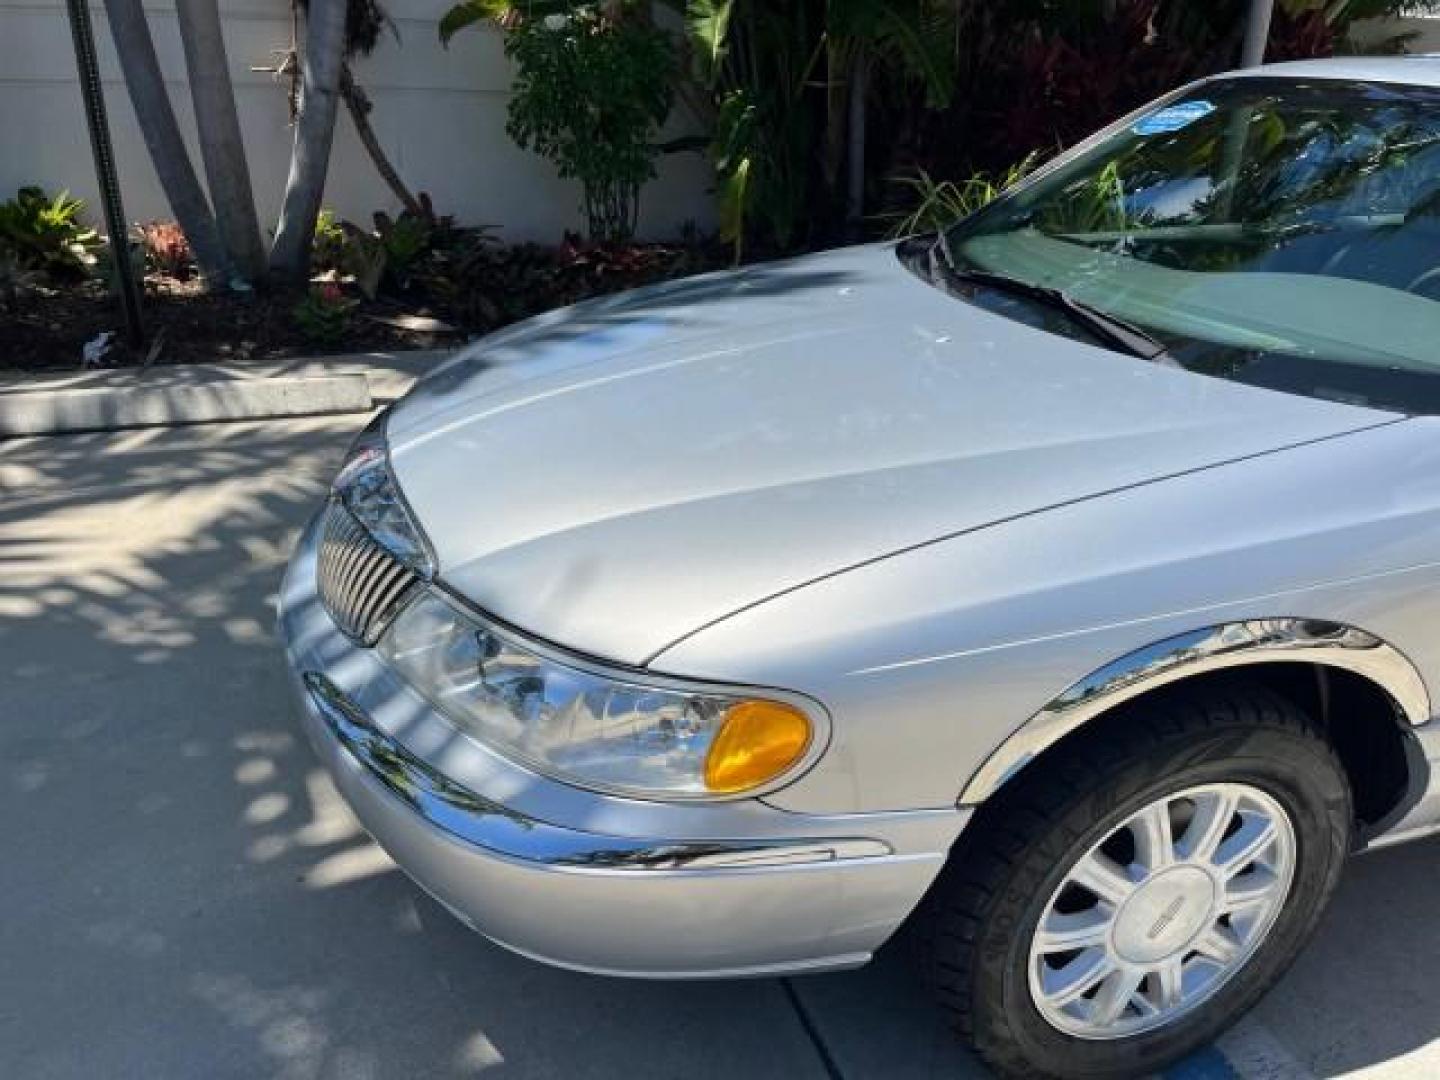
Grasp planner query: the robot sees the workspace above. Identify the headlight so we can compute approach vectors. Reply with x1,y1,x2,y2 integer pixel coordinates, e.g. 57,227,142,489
377,591,818,800
332,418,434,577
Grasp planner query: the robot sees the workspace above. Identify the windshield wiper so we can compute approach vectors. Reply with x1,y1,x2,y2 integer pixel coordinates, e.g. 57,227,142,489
927,237,1175,365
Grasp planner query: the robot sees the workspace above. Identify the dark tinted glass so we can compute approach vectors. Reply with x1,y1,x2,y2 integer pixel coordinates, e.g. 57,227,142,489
942,77,1440,413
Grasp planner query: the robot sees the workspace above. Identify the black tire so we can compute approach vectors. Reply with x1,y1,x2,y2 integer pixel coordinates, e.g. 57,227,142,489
917,678,1352,1079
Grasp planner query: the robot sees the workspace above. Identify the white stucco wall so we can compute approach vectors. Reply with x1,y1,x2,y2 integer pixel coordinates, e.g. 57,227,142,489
1350,13,1440,53
0,0,715,241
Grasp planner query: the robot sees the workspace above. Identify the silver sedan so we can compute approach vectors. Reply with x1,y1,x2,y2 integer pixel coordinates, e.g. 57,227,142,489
281,58,1440,1078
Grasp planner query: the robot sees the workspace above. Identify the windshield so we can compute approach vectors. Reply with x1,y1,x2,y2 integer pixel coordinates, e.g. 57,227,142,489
940,76,1440,414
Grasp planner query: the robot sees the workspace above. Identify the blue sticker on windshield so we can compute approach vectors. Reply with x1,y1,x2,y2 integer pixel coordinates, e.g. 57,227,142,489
1132,100,1215,136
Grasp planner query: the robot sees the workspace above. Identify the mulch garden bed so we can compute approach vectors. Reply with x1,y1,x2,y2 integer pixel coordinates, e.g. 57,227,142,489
1,277,440,371
1,238,730,372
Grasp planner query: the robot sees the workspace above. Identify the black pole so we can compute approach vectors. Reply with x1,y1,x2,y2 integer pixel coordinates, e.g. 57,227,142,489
64,0,144,348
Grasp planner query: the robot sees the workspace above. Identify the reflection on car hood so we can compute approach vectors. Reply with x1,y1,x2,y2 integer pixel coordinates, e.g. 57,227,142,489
387,243,1393,666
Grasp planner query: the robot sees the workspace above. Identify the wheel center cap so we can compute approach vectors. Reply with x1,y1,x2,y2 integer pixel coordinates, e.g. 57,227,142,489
1112,866,1216,964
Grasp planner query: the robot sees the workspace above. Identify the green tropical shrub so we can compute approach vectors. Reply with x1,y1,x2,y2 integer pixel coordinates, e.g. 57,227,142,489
438,1,1431,258
0,186,102,280
293,281,359,344
311,195,458,299
882,153,1041,237
444,4,675,242
311,209,348,273
508,8,673,241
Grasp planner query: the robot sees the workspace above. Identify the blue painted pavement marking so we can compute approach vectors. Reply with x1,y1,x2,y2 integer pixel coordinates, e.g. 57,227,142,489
1159,1017,1316,1080
1164,1044,1242,1080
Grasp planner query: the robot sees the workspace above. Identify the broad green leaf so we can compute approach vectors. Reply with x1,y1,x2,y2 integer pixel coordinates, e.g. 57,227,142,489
439,0,513,46
719,156,752,247
687,0,735,79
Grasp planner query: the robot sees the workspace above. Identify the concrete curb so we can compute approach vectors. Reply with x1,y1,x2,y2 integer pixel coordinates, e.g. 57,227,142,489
0,348,453,438
0,372,373,438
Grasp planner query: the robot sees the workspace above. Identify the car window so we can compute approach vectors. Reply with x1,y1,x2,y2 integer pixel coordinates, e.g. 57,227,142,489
939,77,1440,414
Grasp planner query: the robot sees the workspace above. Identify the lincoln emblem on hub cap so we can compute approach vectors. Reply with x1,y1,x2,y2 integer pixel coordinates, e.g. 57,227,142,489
1028,783,1296,1039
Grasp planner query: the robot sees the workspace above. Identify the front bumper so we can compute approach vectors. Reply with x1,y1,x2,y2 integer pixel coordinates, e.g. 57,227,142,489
279,512,966,978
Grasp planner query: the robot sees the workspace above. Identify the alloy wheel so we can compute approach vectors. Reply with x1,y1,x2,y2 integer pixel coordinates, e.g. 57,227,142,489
1027,782,1296,1039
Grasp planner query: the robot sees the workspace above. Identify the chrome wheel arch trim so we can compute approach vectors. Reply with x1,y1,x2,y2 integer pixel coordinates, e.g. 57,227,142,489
960,618,1432,805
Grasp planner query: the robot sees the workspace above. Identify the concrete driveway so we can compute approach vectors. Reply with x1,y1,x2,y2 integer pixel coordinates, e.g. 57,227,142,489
3,372,1439,1079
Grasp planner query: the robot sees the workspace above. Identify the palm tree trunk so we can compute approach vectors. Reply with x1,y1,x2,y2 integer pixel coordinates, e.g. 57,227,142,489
175,0,266,283
340,65,423,217
1241,0,1275,67
102,0,229,286
269,0,348,283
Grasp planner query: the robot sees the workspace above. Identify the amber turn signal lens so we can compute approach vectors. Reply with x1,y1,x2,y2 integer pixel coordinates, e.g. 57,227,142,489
703,700,811,794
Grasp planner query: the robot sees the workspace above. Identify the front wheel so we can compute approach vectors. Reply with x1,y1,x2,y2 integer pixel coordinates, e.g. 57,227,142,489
920,681,1351,1079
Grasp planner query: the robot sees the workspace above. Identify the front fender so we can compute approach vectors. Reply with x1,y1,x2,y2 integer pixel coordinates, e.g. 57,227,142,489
958,618,1431,805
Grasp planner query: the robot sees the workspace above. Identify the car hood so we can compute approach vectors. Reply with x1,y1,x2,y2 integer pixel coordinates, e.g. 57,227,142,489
387,244,1393,666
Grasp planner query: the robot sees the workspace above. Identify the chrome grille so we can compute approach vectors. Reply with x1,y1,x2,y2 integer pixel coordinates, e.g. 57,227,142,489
317,499,420,645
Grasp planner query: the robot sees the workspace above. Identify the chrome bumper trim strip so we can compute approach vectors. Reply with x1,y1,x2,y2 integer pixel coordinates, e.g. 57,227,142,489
303,672,892,871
